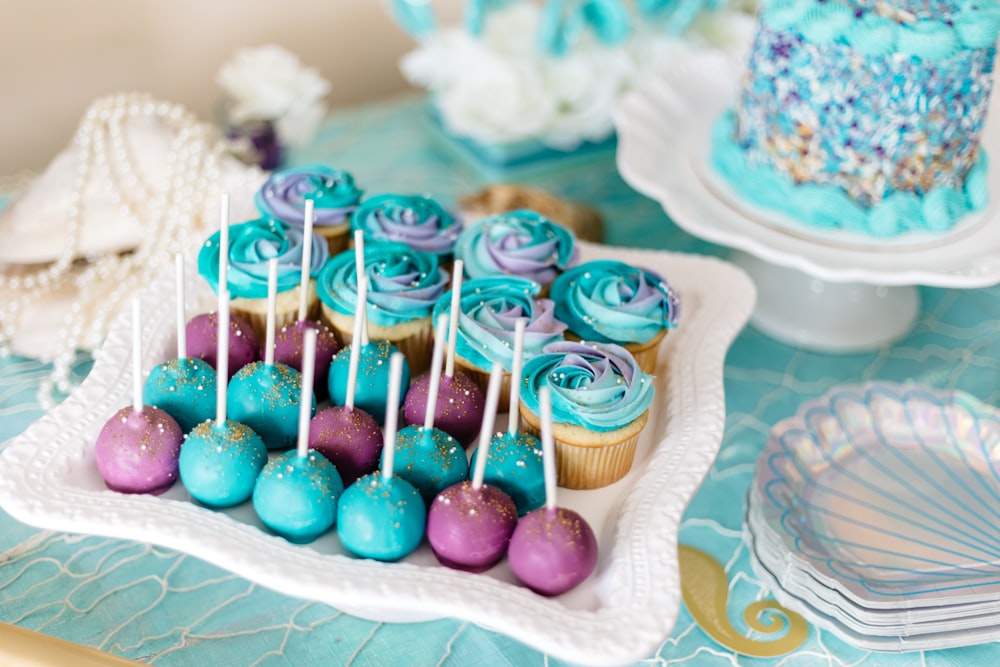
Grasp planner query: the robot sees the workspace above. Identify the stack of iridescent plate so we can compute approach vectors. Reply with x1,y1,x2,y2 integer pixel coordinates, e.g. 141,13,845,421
745,382,1000,651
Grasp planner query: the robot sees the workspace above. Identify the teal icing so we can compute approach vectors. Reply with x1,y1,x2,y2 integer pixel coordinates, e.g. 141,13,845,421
431,276,567,373
178,420,268,508
328,340,410,424
389,425,469,504
336,473,426,561
144,357,217,433
520,341,655,433
711,112,989,238
228,362,315,450
550,259,681,345
252,451,344,544
758,0,1000,57
965,151,990,210
316,242,448,328
470,431,545,516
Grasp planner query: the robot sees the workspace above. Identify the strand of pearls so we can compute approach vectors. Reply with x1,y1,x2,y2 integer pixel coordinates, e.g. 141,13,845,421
0,92,249,408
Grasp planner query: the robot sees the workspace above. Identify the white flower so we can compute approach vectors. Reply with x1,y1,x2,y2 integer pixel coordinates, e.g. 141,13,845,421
217,44,330,147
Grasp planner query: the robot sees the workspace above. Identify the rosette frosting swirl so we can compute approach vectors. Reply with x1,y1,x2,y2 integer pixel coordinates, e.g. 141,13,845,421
198,217,329,299
454,209,578,286
351,193,461,258
520,341,654,432
256,165,364,228
432,276,567,372
551,260,681,344
317,242,448,327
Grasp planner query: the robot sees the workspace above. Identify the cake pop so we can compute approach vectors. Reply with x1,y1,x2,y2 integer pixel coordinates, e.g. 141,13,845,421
270,200,340,397
337,352,426,561
95,299,184,494
229,259,314,450
309,275,383,484
469,319,545,515
186,196,260,377
403,259,485,446
179,291,268,508
144,254,217,432
508,386,598,596
328,234,411,423
253,329,344,543
388,314,469,504
426,362,518,572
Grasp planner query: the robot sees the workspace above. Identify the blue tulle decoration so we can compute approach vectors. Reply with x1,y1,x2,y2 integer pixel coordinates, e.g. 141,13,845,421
389,0,437,39
538,0,631,56
464,0,519,36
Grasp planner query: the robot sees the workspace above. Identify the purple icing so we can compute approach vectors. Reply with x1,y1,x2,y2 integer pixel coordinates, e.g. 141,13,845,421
426,482,518,572
508,506,598,596
95,406,183,495
402,371,485,448
309,406,383,484
271,319,340,399
185,311,260,379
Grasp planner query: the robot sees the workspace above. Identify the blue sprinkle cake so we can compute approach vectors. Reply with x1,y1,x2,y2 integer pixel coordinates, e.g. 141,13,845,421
711,0,1000,237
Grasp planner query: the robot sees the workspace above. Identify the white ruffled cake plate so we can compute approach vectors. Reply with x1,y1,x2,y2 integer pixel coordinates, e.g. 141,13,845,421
0,241,754,667
614,51,1000,351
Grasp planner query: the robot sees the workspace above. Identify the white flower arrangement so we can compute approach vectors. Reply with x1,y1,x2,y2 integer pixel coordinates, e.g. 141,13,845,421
399,2,755,151
216,44,330,147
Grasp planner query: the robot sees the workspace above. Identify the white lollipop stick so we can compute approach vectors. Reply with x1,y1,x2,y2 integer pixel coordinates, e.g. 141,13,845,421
298,199,315,322
132,298,143,413
175,253,187,360
219,193,230,295
354,229,370,346
507,318,527,436
471,361,504,490
445,259,463,378
423,314,449,430
345,276,369,411
264,258,278,366
539,385,557,511
216,290,231,426
381,352,405,482
296,328,318,459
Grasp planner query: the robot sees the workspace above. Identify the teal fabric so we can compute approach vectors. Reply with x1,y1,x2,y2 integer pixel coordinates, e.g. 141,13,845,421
3,96,1000,664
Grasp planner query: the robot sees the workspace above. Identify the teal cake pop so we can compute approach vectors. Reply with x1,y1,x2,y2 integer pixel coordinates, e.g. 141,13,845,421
253,329,344,543
337,352,426,561
179,287,268,508
144,254,217,433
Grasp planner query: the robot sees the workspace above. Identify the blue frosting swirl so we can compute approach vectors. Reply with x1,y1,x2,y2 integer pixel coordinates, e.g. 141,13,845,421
256,165,364,228
520,341,655,432
550,260,681,345
198,217,329,299
454,209,578,287
351,194,461,259
431,276,567,373
317,242,448,327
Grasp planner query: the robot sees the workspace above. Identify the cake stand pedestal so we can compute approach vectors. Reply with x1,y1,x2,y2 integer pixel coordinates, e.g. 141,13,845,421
614,50,1000,353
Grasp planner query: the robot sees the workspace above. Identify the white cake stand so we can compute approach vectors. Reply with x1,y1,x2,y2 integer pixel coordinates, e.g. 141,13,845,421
614,50,1000,351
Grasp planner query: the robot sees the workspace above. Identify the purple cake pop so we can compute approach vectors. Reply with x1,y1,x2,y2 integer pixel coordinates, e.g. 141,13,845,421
309,407,382,485
95,299,183,495
272,319,339,398
185,310,259,379
426,362,517,572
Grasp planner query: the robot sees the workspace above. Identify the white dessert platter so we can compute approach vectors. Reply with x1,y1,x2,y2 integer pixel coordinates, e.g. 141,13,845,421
614,50,1000,352
0,241,755,667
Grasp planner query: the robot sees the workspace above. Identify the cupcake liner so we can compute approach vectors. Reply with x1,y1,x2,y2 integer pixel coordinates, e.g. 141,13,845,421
454,356,512,413
315,222,352,257
519,404,649,490
231,281,320,343
322,304,434,376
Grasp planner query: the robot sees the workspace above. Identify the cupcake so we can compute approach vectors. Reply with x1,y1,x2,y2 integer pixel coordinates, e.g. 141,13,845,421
454,209,578,293
431,276,567,410
317,242,448,375
198,217,329,339
351,193,461,263
256,165,364,255
518,341,654,490
550,260,681,374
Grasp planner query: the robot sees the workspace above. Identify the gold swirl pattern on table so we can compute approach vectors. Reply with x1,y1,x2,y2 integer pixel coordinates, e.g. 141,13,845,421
679,545,809,657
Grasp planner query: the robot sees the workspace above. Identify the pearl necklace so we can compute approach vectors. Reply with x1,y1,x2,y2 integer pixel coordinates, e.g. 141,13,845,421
0,92,256,408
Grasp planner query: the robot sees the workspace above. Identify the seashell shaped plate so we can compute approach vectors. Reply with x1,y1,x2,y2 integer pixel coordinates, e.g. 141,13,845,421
753,383,1000,608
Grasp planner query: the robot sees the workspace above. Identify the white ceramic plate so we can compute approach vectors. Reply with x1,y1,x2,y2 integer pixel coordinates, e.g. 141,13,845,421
0,241,754,667
614,51,1000,288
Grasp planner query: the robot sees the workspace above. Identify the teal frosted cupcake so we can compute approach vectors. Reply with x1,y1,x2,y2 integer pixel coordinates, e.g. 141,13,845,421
317,242,448,375
351,193,461,262
550,260,681,374
256,165,364,255
518,341,654,489
454,209,578,292
198,217,329,339
431,276,566,409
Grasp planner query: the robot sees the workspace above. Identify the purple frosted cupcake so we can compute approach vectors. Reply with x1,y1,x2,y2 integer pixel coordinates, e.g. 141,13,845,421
351,193,461,262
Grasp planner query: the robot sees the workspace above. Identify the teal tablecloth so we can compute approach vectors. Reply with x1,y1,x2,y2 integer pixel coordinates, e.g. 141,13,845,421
3,97,1000,665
